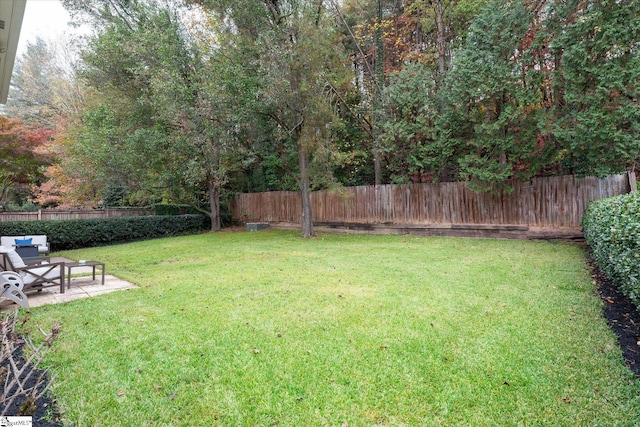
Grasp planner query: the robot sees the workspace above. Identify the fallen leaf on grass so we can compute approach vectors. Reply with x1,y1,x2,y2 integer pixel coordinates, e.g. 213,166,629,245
117,391,126,397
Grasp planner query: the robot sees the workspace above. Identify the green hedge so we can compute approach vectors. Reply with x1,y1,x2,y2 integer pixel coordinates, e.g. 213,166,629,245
149,204,201,216
582,192,640,307
0,215,208,251
149,203,235,227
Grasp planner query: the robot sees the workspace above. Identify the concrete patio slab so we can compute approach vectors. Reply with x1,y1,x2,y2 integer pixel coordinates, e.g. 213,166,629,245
1,257,138,311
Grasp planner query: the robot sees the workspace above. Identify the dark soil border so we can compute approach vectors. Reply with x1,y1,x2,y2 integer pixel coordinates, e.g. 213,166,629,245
0,341,62,426
587,255,640,375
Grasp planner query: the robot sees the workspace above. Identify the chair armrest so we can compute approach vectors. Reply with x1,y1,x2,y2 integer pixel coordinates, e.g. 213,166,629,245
16,260,64,270
16,261,65,290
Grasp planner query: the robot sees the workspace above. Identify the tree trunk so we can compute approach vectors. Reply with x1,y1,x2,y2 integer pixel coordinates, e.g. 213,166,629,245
373,145,382,186
298,141,315,238
208,176,221,232
434,0,446,112
373,0,384,186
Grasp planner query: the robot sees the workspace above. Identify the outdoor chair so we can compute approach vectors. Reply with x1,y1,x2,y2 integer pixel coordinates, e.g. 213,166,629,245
0,271,29,308
0,246,65,294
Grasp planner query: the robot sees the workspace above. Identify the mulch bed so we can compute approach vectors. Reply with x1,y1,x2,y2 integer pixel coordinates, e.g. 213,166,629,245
588,256,640,375
0,313,63,427
0,342,62,426
2,250,638,425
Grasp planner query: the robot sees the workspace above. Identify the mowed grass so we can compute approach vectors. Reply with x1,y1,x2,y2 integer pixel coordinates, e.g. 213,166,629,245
26,231,640,426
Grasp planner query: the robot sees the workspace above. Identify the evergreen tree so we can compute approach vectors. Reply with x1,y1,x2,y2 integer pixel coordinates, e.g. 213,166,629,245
552,0,640,176
441,0,556,192
380,62,447,183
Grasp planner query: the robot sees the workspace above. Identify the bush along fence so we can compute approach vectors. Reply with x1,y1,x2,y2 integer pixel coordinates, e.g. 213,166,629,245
582,192,640,310
0,204,214,223
0,214,208,251
0,208,152,222
231,174,632,238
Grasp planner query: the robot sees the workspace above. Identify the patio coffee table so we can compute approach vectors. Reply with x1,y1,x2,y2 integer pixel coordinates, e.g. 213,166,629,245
66,261,105,289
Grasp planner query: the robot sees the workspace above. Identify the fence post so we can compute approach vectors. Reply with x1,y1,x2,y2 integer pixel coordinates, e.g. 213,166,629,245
629,171,637,193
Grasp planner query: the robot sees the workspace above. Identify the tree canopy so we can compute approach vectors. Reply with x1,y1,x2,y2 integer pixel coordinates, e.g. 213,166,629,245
0,116,54,209
4,0,638,233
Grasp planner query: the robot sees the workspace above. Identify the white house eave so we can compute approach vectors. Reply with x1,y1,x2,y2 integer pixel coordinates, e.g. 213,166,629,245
0,0,26,104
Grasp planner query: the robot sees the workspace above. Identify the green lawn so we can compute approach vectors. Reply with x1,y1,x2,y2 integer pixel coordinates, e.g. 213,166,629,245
26,231,640,426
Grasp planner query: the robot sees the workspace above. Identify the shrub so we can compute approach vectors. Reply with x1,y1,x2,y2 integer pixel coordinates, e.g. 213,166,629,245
148,203,236,228
149,204,201,216
582,192,640,307
0,215,208,251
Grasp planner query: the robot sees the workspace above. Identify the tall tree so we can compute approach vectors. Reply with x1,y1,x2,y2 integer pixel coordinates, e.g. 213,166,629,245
6,37,85,127
0,116,54,208
340,0,487,185
149,11,256,231
440,0,555,192
207,0,353,237
339,0,402,185
380,62,450,183
551,0,640,176
63,0,252,229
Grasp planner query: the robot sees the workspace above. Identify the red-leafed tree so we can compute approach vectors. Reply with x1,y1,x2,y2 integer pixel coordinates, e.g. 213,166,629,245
0,116,55,208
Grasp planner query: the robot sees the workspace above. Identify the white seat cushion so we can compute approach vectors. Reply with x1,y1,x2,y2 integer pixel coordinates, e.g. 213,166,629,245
26,235,49,253
1,236,22,248
0,245,26,268
20,265,60,285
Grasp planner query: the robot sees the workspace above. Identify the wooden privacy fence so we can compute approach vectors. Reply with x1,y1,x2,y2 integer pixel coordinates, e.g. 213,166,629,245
0,208,152,222
230,174,632,238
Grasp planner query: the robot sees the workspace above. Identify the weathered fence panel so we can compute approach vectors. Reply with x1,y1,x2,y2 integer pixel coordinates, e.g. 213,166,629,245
230,174,630,232
0,208,152,223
